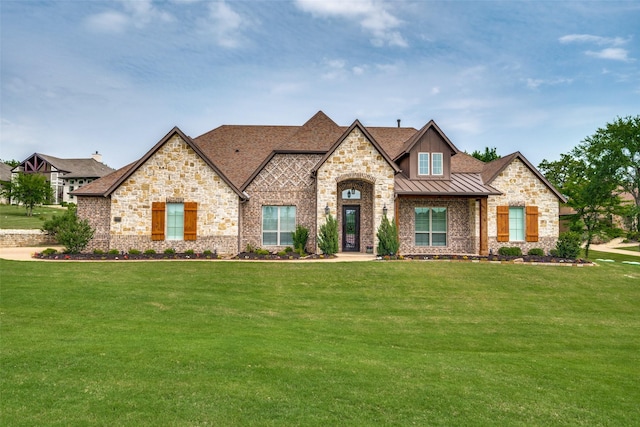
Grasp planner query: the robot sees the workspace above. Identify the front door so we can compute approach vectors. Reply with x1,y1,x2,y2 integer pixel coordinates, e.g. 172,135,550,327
342,205,360,252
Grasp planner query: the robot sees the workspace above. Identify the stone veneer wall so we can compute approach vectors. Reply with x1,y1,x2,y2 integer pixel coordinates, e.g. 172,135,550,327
398,197,476,255
316,128,395,252
77,196,111,252
242,153,322,252
487,158,560,254
0,229,57,247
108,135,239,255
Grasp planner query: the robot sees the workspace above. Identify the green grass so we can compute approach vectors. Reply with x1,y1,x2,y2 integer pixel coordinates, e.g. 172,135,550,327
615,245,640,252
585,249,640,263
2,260,639,426
0,204,67,229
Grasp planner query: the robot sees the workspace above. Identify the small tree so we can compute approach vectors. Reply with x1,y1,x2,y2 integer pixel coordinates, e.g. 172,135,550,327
555,231,582,259
42,207,94,253
291,225,309,255
317,214,338,255
12,172,53,216
376,214,399,256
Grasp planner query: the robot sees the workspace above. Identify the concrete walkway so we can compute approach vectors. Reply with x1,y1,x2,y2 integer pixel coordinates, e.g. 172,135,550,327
589,238,640,257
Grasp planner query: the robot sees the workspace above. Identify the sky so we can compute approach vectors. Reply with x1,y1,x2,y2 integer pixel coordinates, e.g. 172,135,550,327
1,0,638,170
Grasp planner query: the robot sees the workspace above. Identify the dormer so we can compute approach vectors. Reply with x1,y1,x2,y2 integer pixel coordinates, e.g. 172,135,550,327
394,120,459,181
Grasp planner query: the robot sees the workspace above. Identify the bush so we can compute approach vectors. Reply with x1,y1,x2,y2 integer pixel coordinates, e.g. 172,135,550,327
627,231,640,242
245,244,256,253
317,214,339,255
41,206,94,254
185,249,195,255
144,249,156,255
256,248,270,256
41,248,58,256
164,248,176,255
376,214,399,256
527,248,545,256
108,249,119,255
498,247,523,256
203,249,213,256
292,225,309,254
128,249,141,255
93,249,105,255
555,231,582,259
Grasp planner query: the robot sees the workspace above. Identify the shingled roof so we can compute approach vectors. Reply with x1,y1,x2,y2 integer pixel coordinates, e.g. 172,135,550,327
29,154,115,178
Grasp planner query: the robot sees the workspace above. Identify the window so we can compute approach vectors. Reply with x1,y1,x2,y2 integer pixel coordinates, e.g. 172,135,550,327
151,202,197,241
342,189,361,200
415,207,447,246
509,207,524,241
167,203,184,240
497,205,538,242
432,153,443,175
418,153,429,175
263,206,296,246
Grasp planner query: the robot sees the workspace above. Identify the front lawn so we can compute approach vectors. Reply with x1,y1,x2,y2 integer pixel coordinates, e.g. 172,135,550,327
0,204,67,229
1,260,639,425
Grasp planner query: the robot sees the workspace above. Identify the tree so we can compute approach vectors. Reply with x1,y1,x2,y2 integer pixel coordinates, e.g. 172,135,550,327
317,213,339,255
1,159,20,167
12,173,53,216
578,116,640,231
539,128,623,257
42,206,94,253
376,214,399,256
469,147,501,162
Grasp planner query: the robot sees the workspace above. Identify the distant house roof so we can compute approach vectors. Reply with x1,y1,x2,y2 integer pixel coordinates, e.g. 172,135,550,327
14,153,115,179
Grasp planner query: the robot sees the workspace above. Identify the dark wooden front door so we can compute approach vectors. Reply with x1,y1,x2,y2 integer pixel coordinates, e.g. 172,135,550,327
342,205,360,252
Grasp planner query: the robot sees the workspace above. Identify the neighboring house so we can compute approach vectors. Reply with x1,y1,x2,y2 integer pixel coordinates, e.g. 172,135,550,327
74,111,566,255
0,163,13,204
12,152,114,204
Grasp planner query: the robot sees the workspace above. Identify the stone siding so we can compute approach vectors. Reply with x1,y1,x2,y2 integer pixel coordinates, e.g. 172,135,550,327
487,159,560,254
398,197,476,255
316,128,395,252
0,229,57,247
242,153,321,252
107,135,239,255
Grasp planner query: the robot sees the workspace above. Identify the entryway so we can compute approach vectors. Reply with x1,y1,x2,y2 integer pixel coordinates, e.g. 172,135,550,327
342,205,360,252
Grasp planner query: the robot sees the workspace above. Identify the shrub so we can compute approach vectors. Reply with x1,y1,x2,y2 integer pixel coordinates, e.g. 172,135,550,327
317,213,339,255
245,244,255,253
203,249,213,256
627,231,640,242
555,231,582,259
93,249,105,255
292,225,309,254
164,248,176,255
128,249,141,255
527,248,545,256
498,247,523,256
185,249,195,255
284,246,293,253
256,248,270,256
41,206,94,254
108,249,119,255
42,248,58,256
376,214,400,256
144,249,156,255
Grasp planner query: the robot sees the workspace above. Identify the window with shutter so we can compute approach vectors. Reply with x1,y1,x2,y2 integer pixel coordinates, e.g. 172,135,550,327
151,202,165,241
496,205,509,242
526,206,539,242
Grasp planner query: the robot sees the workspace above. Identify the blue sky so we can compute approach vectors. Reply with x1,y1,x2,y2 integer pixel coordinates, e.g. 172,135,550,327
1,0,638,170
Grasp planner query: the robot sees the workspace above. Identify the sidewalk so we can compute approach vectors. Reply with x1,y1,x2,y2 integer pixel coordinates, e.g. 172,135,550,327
588,238,640,257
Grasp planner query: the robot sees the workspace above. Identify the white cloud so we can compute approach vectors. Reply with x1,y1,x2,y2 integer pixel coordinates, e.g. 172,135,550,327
295,0,407,47
204,1,245,48
559,33,633,62
84,11,129,33
84,0,172,33
525,77,573,90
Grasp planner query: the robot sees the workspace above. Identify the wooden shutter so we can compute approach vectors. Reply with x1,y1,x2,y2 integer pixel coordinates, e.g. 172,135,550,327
497,205,509,242
526,206,539,242
151,202,165,241
184,202,197,241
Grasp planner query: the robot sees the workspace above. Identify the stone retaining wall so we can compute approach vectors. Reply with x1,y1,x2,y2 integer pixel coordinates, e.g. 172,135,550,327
0,229,58,247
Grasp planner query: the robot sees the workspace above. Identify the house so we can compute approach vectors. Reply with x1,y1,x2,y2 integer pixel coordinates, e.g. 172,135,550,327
0,163,12,204
74,111,566,256
12,152,115,204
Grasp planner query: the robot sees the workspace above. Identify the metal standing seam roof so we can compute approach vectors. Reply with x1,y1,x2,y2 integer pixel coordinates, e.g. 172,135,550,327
395,173,502,196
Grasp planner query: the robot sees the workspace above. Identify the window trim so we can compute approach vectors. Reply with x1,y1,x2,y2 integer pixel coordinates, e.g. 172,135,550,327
415,207,448,247
508,206,525,242
432,152,444,175
262,205,296,246
418,152,430,175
